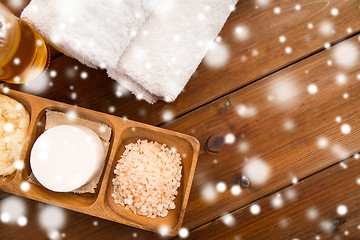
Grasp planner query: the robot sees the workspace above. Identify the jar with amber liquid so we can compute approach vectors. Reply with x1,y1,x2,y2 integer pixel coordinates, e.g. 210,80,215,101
0,3,49,84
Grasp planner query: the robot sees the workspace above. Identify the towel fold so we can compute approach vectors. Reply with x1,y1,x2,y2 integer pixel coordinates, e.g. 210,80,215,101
21,0,158,68
108,0,238,103
21,0,237,103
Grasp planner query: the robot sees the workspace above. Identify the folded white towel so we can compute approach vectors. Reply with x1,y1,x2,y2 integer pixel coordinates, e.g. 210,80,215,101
22,0,237,103
21,0,158,68
108,0,238,103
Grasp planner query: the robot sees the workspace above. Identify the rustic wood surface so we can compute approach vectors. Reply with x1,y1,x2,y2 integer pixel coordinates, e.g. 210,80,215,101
175,155,360,240
1,0,360,239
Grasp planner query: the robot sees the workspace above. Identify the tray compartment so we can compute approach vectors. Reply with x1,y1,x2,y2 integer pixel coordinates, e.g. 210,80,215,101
0,89,32,184
105,126,199,233
21,106,114,208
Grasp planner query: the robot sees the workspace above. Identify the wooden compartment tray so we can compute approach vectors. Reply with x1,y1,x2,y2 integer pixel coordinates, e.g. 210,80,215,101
0,87,200,236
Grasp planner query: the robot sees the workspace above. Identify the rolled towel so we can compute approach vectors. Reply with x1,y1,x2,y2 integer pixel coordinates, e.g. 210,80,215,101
21,0,159,68
108,0,238,103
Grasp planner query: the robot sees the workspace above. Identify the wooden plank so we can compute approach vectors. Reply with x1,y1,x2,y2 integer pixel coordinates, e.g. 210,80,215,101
1,35,358,240
4,0,359,126
175,154,360,240
158,35,360,229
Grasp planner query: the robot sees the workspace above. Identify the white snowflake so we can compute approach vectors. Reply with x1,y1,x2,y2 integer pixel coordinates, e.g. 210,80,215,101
204,42,230,69
243,157,270,185
333,41,359,68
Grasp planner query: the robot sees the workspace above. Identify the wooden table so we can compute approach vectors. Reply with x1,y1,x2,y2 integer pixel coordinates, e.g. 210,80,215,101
1,0,360,239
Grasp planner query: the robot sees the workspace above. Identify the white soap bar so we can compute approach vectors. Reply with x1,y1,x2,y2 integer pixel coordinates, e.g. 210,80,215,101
30,125,104,192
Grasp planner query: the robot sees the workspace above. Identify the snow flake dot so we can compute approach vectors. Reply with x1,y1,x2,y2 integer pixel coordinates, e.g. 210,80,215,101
252,49,259,57
80,71,88,79
70,92,77,100
14,76,20,83
234,25,250,41
225,133,236,144
333,42,359,68
327,60,332,66
49,70,57,78
354,153,359,159
307,23,314,29
231,185,241,195
216,182,227,192
133,232,138,238
274,7,281,14
4,123,14,133
271,194,284,209
1,212,11,223
330,8,339,16
340,124,351,134
344,230,349,236
2,87,10,94
292,177,298,184
250,204,261,215
307,84,318,94
335,116,342,123
357,74,360,80
14,160,24,170
357,178,360,185
20,181,30,192
93,221,98,226
17,216,28,227
285,47,292,54
221,214,235,227
347,28,353,33
279,35,286,43
335,74,347,85
179,228,189,238
159,225,170,236
343,93,349,99
340,162,347,169
108,106,115,113
324,42,331,49
13,58,20,65
337,205,348,215
318,21,335,37
295,4,301,11
162,110,174,122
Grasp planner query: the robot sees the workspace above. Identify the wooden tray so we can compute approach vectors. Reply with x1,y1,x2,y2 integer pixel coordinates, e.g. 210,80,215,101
0,87,200,236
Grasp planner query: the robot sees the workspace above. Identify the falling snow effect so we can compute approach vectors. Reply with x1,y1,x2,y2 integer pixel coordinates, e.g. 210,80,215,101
216,182,227,192
179,228,189,238
238,141,250,153
21,70,50,94
0,196,27,224
234,25,250,41
204,41,230,68
250,204,261,215
337,205,348,215
318,21,334,37
38,205,66,237
162,109,175,122
317,136,329,149
335,73,347,86
243,157,271,185
231,185,241,195
270,78,298,104
158,225,170,236
201,183,217,202
333,41,359,68
306,207,319,220
271,194,284,209
221,213,236,227
236,104,257,118
225,133,236,144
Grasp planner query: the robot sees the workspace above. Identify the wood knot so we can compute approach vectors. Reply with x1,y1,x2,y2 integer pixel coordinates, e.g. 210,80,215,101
206,135,224,153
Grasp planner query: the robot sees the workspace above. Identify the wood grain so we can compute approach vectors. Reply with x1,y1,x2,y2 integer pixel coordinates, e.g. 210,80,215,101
175,154,360,240
4,0,359,127
158,35,360,230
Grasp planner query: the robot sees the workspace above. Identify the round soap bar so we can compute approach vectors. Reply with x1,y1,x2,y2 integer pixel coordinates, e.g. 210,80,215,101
30,125,104,192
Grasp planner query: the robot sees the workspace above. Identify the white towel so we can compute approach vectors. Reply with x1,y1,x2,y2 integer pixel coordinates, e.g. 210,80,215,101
21,0,237,103
21,0,158,68
108,0,238,103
